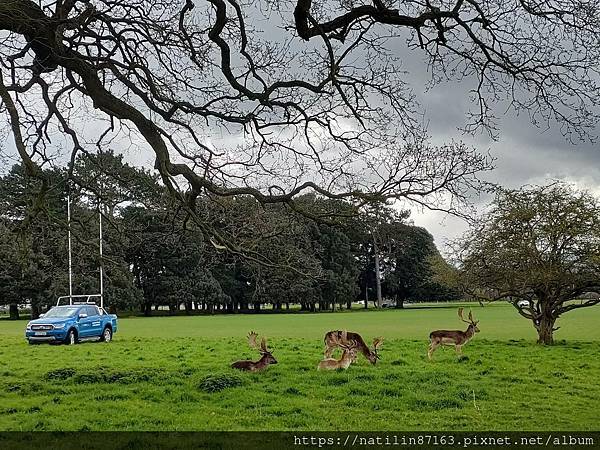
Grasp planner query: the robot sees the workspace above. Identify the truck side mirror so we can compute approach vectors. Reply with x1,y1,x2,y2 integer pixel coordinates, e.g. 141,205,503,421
39,313,45,318
78,313,88,319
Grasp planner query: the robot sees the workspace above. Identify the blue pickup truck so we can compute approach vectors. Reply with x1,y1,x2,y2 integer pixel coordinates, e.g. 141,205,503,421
25,304,118,345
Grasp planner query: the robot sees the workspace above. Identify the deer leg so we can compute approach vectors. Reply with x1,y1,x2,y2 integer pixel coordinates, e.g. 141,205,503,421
428,341,439,360
455,345,462,355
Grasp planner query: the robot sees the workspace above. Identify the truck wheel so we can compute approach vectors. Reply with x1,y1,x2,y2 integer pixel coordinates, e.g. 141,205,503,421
100,327,112,343
65,329,78,345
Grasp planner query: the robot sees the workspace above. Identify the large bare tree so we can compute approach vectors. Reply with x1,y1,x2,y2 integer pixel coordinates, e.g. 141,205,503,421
0,0,598,254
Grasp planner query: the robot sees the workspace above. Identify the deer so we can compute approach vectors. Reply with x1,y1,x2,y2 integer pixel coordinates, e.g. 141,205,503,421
231,331,277,371
323,330,384,365
318,331,360,370
428,307,480,360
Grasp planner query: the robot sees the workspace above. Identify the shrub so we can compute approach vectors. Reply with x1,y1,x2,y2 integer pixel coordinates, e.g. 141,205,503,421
198,373,243,393
44,368,76,380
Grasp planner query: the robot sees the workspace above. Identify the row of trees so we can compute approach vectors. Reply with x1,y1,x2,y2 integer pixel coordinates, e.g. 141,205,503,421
3,151,600,345
2,151,600,345
0,152,460,319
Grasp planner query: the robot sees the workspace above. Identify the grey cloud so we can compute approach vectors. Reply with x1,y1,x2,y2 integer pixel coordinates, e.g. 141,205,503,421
389,40,600,250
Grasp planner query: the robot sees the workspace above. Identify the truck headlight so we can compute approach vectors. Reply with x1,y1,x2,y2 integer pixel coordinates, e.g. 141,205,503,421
53,323,66,329
26,322,32,330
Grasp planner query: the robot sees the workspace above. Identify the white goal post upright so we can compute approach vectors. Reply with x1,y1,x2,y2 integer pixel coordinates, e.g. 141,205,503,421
67,192,73,305
99,202,104,310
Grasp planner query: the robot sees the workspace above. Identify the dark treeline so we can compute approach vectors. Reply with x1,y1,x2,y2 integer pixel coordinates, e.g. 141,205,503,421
0,152,460,319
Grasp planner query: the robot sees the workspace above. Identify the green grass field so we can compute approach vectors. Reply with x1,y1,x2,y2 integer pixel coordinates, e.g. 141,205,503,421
1,303,599,431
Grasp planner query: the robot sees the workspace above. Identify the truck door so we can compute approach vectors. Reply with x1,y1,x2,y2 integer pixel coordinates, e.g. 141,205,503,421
77,306,94,338
86,306,102,337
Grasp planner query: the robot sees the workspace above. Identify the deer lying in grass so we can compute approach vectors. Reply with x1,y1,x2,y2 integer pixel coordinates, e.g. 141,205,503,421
428,308,480,360
318,331,359,370
231,331,277,371
324,330,384,364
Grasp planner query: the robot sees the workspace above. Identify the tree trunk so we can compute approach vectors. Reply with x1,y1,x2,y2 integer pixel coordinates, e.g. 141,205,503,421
9,303,19,320
364,286,369,309
31,302,40,319
537,314,556,345
253,302,260,313
395,295,404,309
373,239,382,308
346,299,352,310
143,302,152,316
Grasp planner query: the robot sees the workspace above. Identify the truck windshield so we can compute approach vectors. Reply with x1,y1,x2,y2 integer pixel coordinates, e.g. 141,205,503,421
44,307,79,318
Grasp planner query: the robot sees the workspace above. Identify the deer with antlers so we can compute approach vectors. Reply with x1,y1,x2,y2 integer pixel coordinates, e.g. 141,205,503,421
428,308,480,360
323,330,384,365
318,331,360,370
231,331,278,371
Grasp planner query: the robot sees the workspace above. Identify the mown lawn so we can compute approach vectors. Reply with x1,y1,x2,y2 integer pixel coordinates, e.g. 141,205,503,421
0,304,599,431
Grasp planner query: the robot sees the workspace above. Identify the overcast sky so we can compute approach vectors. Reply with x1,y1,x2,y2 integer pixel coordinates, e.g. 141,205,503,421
391,44,600,255
410,128,600,254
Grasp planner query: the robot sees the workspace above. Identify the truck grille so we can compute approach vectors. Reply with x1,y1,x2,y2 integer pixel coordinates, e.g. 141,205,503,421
31,324,54,331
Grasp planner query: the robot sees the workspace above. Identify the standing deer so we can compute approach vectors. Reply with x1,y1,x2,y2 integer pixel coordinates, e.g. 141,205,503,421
324,330,384,364
428,308,480,360
318,331,359,370
231,331,277,371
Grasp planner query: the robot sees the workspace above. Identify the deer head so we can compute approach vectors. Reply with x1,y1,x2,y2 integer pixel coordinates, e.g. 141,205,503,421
367,337,384,364
342,341,359,363
248,331,277,365
458,308,480,333
336,332,358,361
